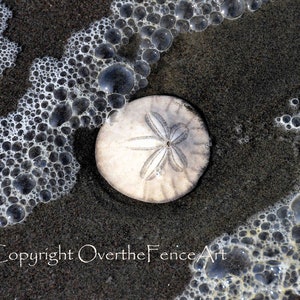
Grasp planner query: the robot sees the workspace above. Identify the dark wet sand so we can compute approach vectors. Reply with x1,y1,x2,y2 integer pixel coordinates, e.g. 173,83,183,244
0,0,300,299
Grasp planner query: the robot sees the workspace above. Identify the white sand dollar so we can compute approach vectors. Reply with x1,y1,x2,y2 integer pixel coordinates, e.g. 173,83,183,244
95,95,211,203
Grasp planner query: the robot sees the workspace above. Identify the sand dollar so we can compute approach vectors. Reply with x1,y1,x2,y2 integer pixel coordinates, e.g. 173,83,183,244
95,95,211,203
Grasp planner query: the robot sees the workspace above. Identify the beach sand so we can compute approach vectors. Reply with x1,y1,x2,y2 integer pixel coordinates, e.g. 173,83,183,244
0,0,300,299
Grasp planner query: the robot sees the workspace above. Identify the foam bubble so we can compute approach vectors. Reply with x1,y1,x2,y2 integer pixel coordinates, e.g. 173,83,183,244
98,64,135,94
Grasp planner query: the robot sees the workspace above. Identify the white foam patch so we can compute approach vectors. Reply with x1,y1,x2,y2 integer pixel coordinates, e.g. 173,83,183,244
176,193,300,299
0,1,19,76
276,98,300,131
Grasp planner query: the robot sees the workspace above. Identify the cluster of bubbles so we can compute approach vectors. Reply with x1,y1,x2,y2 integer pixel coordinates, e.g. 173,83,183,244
0,0,267,227
177,193,300,299
0,0,19,76
276,98,300,131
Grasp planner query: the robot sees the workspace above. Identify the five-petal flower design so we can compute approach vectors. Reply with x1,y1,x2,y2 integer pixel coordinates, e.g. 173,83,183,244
126,111,189,180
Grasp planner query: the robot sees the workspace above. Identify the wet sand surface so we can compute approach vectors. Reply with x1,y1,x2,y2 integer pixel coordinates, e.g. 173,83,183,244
0,0,300,299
